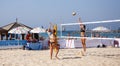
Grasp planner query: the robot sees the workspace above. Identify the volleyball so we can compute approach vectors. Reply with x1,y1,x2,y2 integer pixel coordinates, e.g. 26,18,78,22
72,11,76,16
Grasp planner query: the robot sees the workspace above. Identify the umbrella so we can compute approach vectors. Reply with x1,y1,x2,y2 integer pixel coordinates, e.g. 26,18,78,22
30,27,46,33
8,26,31,45
92,26,111,32
8,26,31,34
92,26,111,46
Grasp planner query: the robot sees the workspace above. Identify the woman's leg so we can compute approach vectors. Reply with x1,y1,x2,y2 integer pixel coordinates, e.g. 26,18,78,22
55,45,60,59
50,44,53,59
81,38,86,56
81,38,86,52
81,32,86,52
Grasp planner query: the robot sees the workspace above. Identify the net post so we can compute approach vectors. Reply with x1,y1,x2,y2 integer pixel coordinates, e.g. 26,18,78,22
60,24,62,38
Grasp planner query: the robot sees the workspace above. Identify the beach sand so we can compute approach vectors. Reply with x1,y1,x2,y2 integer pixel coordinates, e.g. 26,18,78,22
0,48,120,66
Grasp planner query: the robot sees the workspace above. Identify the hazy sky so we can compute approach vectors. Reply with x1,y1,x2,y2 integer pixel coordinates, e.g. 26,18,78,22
0,0,120,29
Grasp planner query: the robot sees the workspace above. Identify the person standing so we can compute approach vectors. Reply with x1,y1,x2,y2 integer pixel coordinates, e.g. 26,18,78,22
79,18,86,56
48,23,60,60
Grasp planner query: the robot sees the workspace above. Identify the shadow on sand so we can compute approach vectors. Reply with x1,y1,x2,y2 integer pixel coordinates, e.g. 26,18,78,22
62,57,81,59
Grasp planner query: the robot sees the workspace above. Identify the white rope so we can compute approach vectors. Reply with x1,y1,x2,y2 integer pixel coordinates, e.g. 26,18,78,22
61,19,120,26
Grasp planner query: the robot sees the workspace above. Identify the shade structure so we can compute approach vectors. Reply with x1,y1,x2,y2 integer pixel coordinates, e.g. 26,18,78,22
0,28,7,33
30,27,46,33
92,26,111,32
8,26,31,34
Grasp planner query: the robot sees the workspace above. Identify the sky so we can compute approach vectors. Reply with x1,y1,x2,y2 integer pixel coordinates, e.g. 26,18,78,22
0,0,120,30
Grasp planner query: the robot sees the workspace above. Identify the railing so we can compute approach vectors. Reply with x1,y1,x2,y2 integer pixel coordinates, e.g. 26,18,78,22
0,40,27,49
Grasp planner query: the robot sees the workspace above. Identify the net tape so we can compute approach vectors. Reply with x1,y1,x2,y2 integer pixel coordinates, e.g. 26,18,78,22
61,19,120,25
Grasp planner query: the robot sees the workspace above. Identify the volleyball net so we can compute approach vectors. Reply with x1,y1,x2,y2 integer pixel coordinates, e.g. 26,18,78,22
60,19,120,40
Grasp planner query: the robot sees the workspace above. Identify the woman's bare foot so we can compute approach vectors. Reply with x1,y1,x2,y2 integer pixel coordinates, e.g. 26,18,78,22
81,51,85,56
55,56,60,60
76,52,82,57
50,57,52,60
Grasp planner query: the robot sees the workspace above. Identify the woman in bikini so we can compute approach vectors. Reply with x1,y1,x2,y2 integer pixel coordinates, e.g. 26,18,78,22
79,18,86,56
48,23,60,60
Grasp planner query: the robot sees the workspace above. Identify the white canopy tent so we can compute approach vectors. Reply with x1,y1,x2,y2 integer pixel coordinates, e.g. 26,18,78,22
30,27,46,40
92,26,111,47
9,26,31,34
8,26,31,45
30,27,46,33
92,26,111,32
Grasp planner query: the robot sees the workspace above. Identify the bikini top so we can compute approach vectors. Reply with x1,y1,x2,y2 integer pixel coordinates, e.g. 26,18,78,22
80,25,86,32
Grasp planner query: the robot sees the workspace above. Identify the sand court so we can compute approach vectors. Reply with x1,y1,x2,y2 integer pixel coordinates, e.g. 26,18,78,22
0,48,120,66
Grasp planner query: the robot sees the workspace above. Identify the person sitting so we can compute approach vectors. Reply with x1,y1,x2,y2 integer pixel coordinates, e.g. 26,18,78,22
26,31,32,43
114,40,119,48
32,38,38,43
95,33,100,37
